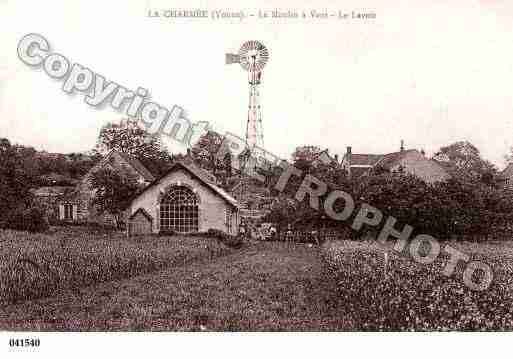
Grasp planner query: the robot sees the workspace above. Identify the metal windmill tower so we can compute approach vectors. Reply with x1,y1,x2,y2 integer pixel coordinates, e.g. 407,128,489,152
226,41,269,151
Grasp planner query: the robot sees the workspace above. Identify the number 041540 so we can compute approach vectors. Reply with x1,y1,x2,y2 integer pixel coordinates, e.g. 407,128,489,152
9,338,40,347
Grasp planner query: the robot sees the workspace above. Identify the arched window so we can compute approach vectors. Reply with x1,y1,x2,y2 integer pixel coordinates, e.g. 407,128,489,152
160,186,199,233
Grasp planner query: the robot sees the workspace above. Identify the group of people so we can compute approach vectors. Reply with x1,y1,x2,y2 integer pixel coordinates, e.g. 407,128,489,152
239,223,276,241
239,223,321,244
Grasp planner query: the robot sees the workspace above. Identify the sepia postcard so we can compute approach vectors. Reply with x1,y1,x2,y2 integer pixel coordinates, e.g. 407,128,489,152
1,0,512,357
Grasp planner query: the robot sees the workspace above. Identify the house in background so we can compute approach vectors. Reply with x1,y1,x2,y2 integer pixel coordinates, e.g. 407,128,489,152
30,186,76,222
340,147,383,179
128,159,239,235
341,141,451,184
311,149,340,168
39,172,79,187
66,150,155,224
499,163,513,191
32,150,156,225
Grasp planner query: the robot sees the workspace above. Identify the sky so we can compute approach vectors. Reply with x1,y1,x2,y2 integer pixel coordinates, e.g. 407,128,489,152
1,0,513,168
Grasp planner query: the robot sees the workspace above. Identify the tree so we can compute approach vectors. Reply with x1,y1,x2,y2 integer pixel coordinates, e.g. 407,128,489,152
352,170,513,240
504,146,513,165
0,139,32,211
433,141,497,184
90,168,140,229
291,145,322,170
96,119,173,176
191,131,222,169
12,145,41,183
0,138,43,231
191,130,235,185
66,152,100,179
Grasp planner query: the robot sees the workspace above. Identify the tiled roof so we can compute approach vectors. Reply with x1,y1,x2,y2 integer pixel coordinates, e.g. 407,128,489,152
314,149,340,165
374,150,417,169
31,186,75,196
40,173,79,185
500,163,513,179
430,159,460,178
129,208,153,221
180,161,238,207
181,157,217,185
350,154,383,166
116,152,156,182
348,150,420,178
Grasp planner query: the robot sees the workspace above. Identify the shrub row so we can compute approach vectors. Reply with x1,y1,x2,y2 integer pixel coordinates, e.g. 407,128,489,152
0,207,49,233
269,174,513,241
321,241,513,330
354,175,513,240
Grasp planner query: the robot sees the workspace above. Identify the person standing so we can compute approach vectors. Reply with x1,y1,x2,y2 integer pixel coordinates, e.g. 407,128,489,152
269,225,277,241
240,224,246,239
311,229,319,245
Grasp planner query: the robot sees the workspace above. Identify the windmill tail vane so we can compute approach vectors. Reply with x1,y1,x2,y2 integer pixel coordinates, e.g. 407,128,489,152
225,53,240,64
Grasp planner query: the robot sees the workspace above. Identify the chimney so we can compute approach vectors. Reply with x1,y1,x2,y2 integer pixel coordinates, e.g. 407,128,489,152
346,146,352,178
400,140,404,152
346,146,352,164
183,148,193,165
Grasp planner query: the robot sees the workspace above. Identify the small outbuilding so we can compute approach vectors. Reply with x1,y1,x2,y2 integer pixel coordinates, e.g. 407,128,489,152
128,208,153,235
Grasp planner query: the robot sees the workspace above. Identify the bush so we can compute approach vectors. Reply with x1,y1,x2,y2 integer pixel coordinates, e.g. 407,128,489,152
207,228,244,248
51,222,120,236
219,235,244,249
159,228,176,236
4,207,49,233
206,228,228,238
322,241,513,330
188,229,243,248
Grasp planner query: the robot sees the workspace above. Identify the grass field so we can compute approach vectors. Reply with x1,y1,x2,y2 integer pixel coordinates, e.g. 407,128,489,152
0,235,350,331
0,227,234,306
2,227,513,331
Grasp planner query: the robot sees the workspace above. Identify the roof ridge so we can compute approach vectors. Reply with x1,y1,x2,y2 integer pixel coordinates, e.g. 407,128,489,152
131,161,239,208
109,150,155,182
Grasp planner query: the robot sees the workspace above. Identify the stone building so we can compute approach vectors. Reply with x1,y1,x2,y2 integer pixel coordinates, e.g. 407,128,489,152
35,150,155,225
499,163,513,191
340,142,451,184
128,161,240,235
30,186,75,223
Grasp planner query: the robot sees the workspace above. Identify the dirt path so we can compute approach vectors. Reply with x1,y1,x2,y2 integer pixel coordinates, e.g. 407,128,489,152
0,242,352,331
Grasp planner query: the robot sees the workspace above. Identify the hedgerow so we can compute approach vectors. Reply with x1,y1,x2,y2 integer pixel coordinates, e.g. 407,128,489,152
268,173,513,241
3,207,49,233
322,241,513,330
353,175,513,241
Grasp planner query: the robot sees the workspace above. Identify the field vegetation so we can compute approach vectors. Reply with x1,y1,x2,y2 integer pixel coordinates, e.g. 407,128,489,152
0,227,234,306
0,240,350,331
322,240,513,330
